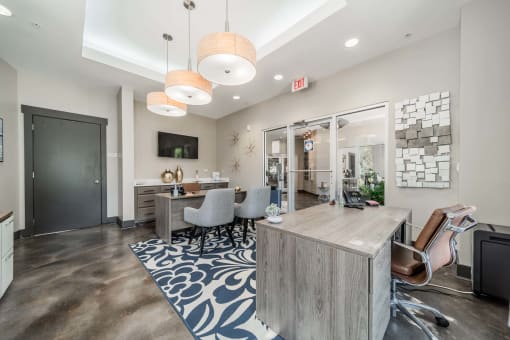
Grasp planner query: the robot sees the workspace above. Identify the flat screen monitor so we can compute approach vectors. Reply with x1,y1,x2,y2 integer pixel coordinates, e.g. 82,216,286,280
158,132,198,159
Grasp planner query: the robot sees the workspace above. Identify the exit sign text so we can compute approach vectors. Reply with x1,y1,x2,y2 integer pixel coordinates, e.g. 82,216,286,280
292,76,309,93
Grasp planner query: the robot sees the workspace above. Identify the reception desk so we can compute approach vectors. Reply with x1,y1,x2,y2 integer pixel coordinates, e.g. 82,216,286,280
155,190,246,244
256,204,410,340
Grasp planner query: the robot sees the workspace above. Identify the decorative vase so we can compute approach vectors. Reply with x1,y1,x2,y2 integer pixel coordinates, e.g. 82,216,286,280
161,169,174,183
175,166,184,184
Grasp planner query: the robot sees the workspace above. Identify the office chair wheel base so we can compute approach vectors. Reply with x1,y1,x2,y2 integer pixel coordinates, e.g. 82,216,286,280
435,316,449,328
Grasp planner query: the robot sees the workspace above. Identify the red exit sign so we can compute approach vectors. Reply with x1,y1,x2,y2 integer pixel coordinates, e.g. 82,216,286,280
292,76,309,93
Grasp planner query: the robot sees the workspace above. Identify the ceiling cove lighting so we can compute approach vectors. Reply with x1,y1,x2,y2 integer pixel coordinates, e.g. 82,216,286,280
273,74,283,81
147,33,187,117
0,4,12,16
344,38,359,48
197,0,256,86
165,1,212,106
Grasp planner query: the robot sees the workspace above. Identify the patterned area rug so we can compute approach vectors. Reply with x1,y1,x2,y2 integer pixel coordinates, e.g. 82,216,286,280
129,228,280,340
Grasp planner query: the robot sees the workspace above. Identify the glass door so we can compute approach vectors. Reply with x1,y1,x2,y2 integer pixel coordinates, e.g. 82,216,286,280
264,127,289,212
288,118,334,211
336,106,387,205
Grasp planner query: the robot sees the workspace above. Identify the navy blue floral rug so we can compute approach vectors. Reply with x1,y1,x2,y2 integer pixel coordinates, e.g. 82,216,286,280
129,228,280,340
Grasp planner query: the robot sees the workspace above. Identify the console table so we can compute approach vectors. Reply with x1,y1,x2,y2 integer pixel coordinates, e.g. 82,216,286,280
256,204,410,340
155,190,246,244
134,179,229,223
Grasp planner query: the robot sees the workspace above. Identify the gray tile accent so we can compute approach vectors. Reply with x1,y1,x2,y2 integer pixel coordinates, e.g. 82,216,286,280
438,135,452,145
419,127,434,138
424,145,438,155
406,130,418,140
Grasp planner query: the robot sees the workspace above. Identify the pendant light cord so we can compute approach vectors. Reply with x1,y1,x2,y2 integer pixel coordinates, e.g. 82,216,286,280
166,37,169,73
187,5,192,71
225,0,230,32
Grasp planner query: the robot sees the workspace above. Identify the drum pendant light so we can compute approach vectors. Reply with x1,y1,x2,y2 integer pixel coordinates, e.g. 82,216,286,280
165,1,212,106
147,34,187,117
197,0,256,86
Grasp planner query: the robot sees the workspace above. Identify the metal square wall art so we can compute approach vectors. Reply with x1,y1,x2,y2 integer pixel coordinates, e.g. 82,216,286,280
395,92,451,188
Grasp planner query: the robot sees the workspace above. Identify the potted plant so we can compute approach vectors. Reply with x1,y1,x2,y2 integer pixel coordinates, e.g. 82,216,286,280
265,204,282,224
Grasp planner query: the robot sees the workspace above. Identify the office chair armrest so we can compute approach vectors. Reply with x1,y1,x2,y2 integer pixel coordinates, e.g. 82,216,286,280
446,213,478,233
393,241,427,262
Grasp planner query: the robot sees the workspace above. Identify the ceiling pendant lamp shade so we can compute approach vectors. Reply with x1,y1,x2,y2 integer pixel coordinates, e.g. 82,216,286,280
145,33,188,117
164,0,213,106
197,0,256,86
165,70,212,105
146,91,187,117
198,32,256,86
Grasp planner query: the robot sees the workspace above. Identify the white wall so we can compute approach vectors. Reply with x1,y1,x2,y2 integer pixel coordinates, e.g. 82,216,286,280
18,70,120,218
0,58,21,230
134,101,217,180
458,0,510,264
217,28,461,241
117,87,135,222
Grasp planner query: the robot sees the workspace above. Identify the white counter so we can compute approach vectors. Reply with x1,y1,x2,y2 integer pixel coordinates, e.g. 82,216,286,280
134,177,230,187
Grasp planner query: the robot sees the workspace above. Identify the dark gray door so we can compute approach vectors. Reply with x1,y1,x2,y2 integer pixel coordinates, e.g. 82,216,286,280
33,115,102,234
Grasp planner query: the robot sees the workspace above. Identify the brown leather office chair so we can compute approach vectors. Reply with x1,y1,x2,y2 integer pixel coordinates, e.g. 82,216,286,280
391,204,478,340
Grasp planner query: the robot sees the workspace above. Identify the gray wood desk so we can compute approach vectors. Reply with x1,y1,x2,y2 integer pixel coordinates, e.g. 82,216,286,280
256,204,410,340
155,190,246,244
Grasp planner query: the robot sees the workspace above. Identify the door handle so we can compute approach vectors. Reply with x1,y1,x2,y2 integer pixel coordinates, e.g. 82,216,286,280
94,179,100,184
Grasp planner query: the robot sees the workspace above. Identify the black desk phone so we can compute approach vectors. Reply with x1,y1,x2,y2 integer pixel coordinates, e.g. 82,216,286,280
343,190,365,208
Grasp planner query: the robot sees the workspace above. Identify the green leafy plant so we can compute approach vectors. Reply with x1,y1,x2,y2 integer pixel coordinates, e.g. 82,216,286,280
359,168,385,205
265,204,281,217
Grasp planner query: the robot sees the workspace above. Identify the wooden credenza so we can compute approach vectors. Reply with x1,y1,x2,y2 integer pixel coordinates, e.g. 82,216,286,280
135,182,229,223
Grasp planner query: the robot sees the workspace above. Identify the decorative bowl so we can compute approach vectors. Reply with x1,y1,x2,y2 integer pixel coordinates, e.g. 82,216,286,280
267,216,282,224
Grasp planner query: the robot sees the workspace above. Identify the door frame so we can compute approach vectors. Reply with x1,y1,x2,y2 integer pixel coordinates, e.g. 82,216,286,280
288,116,335,212
262,102,389,213
22,105,108,236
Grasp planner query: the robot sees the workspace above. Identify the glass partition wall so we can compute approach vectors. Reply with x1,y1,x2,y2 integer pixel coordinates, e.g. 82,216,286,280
337,107,387,205
263,103,387,213
264,127,289,212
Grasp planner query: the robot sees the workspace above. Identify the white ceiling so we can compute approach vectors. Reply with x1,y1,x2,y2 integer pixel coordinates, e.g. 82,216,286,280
0,0,471,120
83,0,341,76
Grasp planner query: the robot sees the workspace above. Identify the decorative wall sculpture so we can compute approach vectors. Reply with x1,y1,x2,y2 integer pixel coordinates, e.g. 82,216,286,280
231,157,241,172
230,131,240,145
246,140,256,156
395,91,451,188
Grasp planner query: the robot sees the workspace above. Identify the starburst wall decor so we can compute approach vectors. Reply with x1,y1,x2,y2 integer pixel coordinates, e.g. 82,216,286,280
230,131,240,145
246,141,256,156
231,157,241,172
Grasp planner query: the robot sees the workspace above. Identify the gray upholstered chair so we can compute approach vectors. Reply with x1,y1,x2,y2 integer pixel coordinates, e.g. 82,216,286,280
234,186,271,243
184,188,236,256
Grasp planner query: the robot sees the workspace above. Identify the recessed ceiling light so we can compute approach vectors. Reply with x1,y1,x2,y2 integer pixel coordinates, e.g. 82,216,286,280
273,74,283,81
233,95,240,100
344,38,359,48
0,4,12,17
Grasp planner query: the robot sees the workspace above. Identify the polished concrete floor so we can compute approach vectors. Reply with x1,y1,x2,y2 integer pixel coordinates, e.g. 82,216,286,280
0,224,192,340
0,224,508,340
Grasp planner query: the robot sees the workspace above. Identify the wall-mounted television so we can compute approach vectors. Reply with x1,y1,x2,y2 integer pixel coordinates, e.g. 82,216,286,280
158,132,198,159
